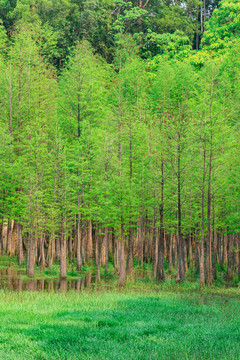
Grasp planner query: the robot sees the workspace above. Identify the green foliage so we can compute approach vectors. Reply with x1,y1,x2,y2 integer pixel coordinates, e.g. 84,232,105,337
202,0,240,53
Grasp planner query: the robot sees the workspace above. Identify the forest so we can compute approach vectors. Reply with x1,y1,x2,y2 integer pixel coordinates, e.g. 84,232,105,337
0,1,240,359
0,0,239,288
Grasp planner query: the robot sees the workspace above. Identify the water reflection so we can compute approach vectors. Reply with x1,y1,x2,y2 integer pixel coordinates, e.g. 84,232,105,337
0,268,116,292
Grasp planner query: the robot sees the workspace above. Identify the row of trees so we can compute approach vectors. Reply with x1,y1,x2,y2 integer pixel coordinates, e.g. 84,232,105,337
0,23,239,286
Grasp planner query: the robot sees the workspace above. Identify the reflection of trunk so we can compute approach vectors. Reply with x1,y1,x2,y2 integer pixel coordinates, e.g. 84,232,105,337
60,279,67,292
118,223,125,286
95,227,100,282
86,272,92,290
60,232,67,279
18,223,24,265
27,231,35,278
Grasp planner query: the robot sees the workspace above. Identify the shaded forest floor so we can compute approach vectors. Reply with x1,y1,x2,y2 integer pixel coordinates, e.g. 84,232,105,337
0,286,239,359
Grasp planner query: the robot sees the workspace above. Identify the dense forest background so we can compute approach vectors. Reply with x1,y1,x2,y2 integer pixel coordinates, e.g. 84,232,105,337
0,0,239,287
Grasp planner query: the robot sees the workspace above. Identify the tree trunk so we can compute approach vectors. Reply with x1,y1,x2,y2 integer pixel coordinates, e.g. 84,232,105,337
118,223,126,287
138,216,144,266
27,231,35,278
55,236,61,260
169,234,173,273
100,227,107,266
86,220,93,259
95,227,100,282
77,214,81,271
68,230,73,263
60,232,67,279
105,228,109,274
157,159,165,283
227,234,234,281
126,221,134,281
0,221,2,257
81,223,86,265
176,145,184,283
152,213,158,278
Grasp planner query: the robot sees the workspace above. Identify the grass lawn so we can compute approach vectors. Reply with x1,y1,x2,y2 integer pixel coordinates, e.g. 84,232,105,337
0,284,239,360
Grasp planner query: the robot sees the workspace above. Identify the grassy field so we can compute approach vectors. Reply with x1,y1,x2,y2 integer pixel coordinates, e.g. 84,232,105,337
0,284,239,360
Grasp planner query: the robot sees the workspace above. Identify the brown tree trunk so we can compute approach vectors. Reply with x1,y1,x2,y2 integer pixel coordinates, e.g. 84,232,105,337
118,223,126,287
38,234,46,269
238,234,240,281
199,136,206,287
7,219,13,255
113,231,119,273
95,227,100,282
27,231,35,278
77,214,81,271
100,227,107,266
104,228,109,274
86,220,93,259
60,232,67,279
81,223,86,265
18,223,24,265
233,234,238,273
138,216,144,266
126,221,134,281
176,146,184,283
55,236,61,260
68,230,73,263
212,199,216,279
169,234,173,273
47,232,55,269
227,234,234,281
152,212,158,278
188,232,192,268
0,221,2,257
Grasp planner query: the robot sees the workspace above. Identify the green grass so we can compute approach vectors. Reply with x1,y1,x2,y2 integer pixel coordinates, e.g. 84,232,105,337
0,285,239,360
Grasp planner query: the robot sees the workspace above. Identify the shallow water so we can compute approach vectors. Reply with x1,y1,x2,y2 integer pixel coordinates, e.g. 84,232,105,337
0,267,150,292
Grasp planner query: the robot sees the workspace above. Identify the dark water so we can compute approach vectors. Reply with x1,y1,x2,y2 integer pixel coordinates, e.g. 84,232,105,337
0,268,150,292
0,268,111,292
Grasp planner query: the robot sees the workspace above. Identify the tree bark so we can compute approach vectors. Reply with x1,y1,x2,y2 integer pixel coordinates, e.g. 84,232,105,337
60,232,67,279
118,222,126,286
95,227,100,282
27,231,35,278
